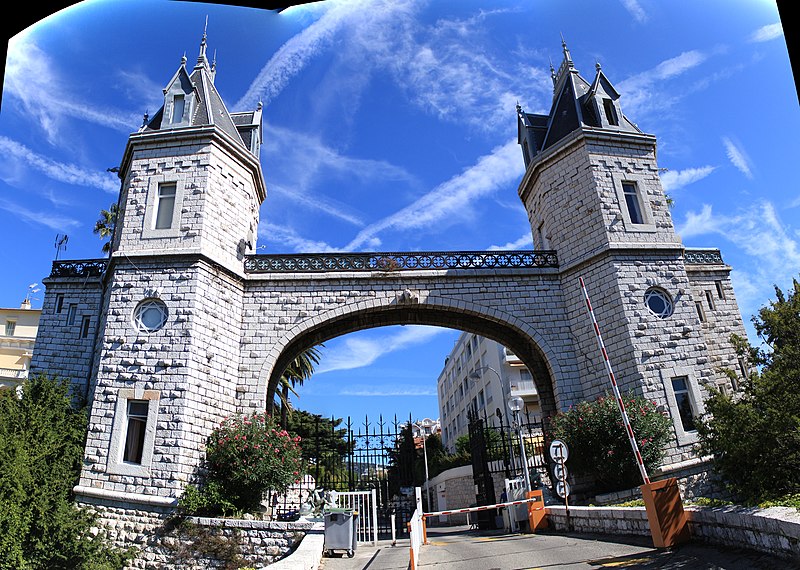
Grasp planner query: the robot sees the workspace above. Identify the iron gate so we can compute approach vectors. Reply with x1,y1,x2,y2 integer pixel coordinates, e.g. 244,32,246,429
275,414,418,538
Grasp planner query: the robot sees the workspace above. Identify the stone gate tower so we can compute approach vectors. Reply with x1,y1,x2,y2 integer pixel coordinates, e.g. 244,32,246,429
516,42,747,456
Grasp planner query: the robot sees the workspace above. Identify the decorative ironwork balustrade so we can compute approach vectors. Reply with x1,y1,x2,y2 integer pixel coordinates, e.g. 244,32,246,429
49,259,107,278
684,249,724,265
244,250,558,274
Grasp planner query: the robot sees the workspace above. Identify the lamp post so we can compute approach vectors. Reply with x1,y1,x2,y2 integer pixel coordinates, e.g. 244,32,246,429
507,395,532,492
414,421,432,512
470,365,516,470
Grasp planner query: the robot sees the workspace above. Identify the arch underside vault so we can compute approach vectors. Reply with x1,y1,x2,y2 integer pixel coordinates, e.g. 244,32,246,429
260,298,562,419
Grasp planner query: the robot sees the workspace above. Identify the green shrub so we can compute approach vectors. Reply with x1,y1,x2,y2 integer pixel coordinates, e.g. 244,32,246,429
190,411,303,514
548,391,671,493
0,374,131,569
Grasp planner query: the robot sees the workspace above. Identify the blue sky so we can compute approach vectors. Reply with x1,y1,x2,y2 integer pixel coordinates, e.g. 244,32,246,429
1,0,797,424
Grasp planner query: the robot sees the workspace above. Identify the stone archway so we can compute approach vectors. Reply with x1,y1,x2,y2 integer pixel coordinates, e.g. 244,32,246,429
255,294,565,420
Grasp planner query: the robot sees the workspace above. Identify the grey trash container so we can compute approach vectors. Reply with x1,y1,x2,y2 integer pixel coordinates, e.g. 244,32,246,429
323,508,359,558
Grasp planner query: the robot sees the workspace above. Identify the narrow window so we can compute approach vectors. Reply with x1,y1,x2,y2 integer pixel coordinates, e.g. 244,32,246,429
172,94,185,123
123,400,150,464
671,376,696,431
154,183,177,229
737,358,749,386
695,301,706,323
603,98,618,126
622,182,644,224
522,140,531,167
80,316,92,339
5,320,16,336
715,280,725,300
55,294,65,313
705,290,715,311
67,304,77,326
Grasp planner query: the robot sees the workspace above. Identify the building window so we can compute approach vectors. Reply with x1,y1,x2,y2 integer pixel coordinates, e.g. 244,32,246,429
705,290,715,311
644,287,673,318
4,320,16,336
171,94,185,123
603,98,618,126
671,376,696,432
520,369,532,381
715,280,725,300
80,316,91,339
622,182,644,224
123,400,149,464
133,298,168,333
695,301,706,323
154,183,177,229
55,294,65,313
67,304,77,326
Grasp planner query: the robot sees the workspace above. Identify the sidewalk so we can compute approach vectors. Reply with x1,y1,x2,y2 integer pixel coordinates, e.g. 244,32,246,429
318,537,411,570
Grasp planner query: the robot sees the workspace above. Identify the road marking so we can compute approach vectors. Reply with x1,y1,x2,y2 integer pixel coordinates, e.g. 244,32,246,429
593,556,653,567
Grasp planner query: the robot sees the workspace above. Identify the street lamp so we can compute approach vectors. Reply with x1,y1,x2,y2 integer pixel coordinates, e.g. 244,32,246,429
414,421,432,511
470,365,516,470
507,395,532,492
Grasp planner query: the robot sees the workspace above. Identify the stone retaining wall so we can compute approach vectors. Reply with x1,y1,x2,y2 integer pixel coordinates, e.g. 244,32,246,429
545,504,800,562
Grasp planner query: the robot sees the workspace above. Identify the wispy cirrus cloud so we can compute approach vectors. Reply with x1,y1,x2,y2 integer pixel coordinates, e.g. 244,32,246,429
488,232,533,251
749,22,783,43
619,0,648,23
257,222,338,253
0,197,81,232
676,201,800,321
659,166,716,193
316,325,448,374
5,35,141,140
344,140,523,250
0,136,119,193
722,136,754,179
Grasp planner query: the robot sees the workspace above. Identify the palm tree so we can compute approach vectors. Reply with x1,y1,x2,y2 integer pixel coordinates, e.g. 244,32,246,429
93,203,119,255
277,345,322,428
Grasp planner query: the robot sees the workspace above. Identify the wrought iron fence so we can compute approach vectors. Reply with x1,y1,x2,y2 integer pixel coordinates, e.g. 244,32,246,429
244,250,558,273
49,259,107,278
684,248,724,265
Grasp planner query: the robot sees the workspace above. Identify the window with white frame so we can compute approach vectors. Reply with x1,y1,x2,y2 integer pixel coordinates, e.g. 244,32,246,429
154,183,177,230
622,182,644,224
171,94,185,124
108,389,160,476
671,376,696,432
613,173,656,232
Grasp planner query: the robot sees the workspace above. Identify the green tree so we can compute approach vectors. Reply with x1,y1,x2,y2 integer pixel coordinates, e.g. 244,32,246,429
92,203,118,255
0,374,130,569
696,279,800,503
285,409,352,487
548,391,671,493
277,345,322,428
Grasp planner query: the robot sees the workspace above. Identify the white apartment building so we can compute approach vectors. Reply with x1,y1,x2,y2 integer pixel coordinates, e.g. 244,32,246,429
1,300,41,391
437,332,541,453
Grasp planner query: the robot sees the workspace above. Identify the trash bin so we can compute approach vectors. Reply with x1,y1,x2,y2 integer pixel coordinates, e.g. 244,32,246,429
323,508,359,558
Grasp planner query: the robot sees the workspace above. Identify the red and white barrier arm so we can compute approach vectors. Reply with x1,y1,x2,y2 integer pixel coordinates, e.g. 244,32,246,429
423,497,543,519
579,276,651,486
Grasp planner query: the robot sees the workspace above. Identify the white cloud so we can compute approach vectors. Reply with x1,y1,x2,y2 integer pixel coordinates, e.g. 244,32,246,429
5,35,140,140
0,197,81,232
659,166,716,193
722,137,754,179
344,140,523,250
339,386,437,397
488,232,533,251
0,136,120,194
749,22,783,43
676,201,800,322
619,0,648,23
316,325,448,374
257,222,338,253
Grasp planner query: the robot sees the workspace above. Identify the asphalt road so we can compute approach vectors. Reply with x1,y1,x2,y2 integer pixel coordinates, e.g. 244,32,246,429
319,526,800,570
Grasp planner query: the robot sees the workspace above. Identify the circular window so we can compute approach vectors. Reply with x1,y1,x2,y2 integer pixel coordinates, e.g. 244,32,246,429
133,299,168,332
644,288,673,318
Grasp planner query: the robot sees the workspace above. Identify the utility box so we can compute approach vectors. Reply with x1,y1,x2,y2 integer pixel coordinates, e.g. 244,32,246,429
640,478,690,548
324,508,358,558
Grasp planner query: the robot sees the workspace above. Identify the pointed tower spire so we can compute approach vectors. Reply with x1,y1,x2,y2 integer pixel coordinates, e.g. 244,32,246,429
196,16,210,70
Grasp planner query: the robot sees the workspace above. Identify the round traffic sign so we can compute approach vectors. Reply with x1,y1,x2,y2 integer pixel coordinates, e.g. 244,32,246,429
553,462,568,482
549,439,569,462
556,480,571,498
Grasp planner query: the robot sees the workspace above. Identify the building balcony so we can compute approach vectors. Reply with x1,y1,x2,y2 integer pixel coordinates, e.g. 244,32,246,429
509,379,539,398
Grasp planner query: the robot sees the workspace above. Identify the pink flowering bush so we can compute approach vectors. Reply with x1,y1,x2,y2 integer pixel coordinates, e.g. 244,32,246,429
201,411,303,514
548,392,671,493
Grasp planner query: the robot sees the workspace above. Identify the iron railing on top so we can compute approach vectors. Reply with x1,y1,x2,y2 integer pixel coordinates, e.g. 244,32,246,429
49,259,107,278
684,248,724,265
243,250,559,274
